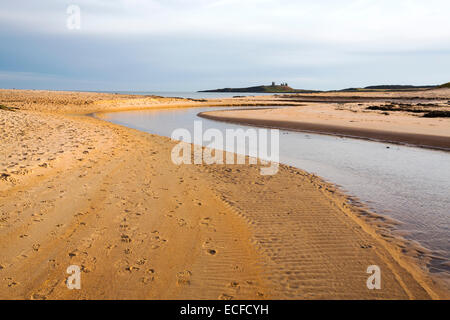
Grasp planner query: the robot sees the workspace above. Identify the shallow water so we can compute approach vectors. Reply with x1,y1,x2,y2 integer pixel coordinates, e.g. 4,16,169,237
100,106,450,274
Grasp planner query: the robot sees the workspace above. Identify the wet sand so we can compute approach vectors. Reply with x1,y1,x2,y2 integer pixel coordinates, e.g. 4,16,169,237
0,89,448,299
199,100,450,150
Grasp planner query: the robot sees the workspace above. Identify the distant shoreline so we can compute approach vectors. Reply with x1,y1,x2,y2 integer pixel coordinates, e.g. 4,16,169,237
199,84,441,94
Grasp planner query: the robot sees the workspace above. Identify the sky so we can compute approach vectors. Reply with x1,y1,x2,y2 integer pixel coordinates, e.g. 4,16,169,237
1,0,449,91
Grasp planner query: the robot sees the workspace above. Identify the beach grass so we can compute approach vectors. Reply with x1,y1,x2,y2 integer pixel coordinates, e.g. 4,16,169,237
0,104,17,111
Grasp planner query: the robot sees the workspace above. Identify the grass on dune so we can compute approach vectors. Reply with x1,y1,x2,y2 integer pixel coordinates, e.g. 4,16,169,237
0,104,18,111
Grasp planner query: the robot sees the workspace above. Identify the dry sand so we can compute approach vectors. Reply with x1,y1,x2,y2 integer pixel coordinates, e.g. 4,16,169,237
0,89,448,299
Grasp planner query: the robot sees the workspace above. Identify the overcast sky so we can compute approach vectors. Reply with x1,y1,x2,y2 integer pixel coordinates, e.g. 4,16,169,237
1,0,449,91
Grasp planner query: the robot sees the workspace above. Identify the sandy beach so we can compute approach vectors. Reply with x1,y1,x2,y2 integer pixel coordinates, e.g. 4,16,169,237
200,90,450,150
0,89,448,299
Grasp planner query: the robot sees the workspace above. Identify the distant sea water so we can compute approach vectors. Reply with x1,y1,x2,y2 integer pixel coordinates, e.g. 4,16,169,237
96,91,277,99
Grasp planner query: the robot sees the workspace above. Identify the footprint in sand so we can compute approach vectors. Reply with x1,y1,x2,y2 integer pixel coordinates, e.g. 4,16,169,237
141,269,155,284
141,277,152,284
68,249,80,258
80,264,92,273
119,223,129,231
121,234,132,243
178,218,187,227
199,217,211,226
31,293,47,300
228,281,240,289
6,278,18,288
176,270,192,286
48,259,59,269
202,239,217,255
218,293,233,300
125,265,139,272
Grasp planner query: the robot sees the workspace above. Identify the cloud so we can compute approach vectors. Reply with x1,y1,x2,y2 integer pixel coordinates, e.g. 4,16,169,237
0,0,449,90
2,0,450,44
